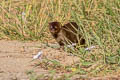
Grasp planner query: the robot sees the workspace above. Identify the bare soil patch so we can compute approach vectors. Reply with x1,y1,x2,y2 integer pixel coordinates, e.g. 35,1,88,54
0,40,79,80
0,40,120,80
0,40,45,80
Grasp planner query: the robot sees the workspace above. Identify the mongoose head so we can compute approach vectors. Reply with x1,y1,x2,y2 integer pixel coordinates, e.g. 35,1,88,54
49,22,61,34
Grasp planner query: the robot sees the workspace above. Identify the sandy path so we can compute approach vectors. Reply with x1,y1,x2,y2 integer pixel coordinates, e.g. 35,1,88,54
0,40,47,80
0,40,81,80
0,40,120,80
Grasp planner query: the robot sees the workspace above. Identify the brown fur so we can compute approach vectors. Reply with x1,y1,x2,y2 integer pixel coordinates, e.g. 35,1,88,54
49,21,85,48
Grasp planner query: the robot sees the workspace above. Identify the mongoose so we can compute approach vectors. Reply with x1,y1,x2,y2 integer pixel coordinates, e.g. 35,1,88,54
48,21,85,49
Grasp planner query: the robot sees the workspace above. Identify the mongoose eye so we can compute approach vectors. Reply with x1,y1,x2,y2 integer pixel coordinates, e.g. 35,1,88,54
54,26,58,29
50,26,53,28
50,26,54,29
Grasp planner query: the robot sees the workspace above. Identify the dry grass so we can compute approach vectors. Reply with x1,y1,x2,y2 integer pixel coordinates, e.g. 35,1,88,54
0,0,120,79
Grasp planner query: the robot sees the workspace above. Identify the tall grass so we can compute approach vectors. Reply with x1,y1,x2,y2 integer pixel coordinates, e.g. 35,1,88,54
0,0,120,78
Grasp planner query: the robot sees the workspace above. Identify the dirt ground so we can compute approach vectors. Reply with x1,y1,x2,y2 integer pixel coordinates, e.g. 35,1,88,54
0,40,80,80
0,40,120,80
0,40,44,80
